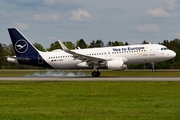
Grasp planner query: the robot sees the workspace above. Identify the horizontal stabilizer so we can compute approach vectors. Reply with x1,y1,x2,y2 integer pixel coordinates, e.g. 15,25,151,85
7,56,30,61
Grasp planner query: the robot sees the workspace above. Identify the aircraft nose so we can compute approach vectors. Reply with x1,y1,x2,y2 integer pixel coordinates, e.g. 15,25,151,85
172,51,176,57
170,50,176,58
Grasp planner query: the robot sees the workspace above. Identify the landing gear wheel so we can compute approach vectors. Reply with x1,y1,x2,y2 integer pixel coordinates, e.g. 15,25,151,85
92,71,101,77
96,71,100,77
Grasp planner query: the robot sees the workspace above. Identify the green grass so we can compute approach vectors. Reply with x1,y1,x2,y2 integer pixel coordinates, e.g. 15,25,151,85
0,81,180,120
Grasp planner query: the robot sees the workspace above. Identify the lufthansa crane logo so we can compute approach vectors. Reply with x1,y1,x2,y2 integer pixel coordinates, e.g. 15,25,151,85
15,39,28,53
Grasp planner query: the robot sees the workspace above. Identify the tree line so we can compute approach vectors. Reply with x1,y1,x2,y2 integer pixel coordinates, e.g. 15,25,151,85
0,39,180,69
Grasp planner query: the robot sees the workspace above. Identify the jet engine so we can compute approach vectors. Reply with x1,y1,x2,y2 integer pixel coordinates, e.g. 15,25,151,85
106,60,127,70
77,62,89,68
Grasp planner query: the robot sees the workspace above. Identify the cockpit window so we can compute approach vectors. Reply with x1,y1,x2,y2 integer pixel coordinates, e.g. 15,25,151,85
161,47,169,50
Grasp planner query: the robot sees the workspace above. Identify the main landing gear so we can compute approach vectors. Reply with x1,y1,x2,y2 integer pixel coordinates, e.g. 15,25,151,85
92,71,100,77
92,64,101,77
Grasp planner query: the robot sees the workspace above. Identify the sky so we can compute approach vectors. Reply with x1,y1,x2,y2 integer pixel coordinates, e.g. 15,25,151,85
0,0,180,48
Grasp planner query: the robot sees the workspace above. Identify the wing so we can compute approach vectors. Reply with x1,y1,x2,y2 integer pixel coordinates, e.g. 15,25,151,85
58,40,105,64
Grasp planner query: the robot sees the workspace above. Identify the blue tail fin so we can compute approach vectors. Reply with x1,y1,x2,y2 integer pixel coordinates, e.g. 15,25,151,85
8,28,52,68
8,28,39,57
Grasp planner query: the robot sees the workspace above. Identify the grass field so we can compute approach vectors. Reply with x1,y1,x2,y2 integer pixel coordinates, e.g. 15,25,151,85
0,70,180,119
0,81,180,120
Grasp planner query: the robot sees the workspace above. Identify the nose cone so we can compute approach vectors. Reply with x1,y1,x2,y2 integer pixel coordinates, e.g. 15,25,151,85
170,50,176,58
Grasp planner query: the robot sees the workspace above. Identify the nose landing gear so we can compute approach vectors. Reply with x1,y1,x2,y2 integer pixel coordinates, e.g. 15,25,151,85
151,62,156,72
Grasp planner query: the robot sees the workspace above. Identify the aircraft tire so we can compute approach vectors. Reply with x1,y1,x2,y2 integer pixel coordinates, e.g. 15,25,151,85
92,71,100,77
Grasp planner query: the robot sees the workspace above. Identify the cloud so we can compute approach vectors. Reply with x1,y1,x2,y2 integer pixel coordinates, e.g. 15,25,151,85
14,22,29,30
46,36,56,40
146,8,169,18
137,24,160,32
0,10,12,18
174,32,180,36
166,0,177,10
70,9,91,21
44,0,56,5
33,13,60,22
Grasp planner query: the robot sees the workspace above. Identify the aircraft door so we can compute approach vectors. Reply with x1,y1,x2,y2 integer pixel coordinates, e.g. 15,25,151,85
150,44,155,56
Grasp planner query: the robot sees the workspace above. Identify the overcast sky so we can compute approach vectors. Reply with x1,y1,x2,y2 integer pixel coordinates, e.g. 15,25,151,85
0,0,180,48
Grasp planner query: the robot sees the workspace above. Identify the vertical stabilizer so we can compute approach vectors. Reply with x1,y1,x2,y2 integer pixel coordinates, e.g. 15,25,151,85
8,28,39,57
7,28,52,68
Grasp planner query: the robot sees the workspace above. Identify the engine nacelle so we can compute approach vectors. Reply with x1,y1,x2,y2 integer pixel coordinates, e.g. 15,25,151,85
106,60,127,70
77,62,89,68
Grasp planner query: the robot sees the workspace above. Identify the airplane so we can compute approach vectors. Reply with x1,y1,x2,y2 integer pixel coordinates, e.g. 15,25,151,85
7,28,176,77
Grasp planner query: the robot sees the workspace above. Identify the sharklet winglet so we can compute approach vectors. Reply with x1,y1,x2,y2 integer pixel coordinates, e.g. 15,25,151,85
58,39,69,51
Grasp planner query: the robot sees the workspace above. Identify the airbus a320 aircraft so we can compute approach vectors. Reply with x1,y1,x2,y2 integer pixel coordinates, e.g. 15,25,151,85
7,28,176,77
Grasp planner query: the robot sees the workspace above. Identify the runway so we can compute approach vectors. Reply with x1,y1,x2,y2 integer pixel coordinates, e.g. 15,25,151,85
0,76,180,81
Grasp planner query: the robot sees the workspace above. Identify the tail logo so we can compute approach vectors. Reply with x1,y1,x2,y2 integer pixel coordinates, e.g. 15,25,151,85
15,39,28,53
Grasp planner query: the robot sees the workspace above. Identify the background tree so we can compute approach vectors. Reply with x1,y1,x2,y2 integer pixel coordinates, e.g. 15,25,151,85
89,40,104,48
112,41,120,46
95,39,104,47
89,40,96,48
76,39,87,48
107,41,112,46
63,41,75,49
167,39,180,68
33,43,45,51
107,41,124,46
161,40,169,47
0,43,4,69
124,42,129,45
112,41,123,46
46,41,61,51
142,40,149,44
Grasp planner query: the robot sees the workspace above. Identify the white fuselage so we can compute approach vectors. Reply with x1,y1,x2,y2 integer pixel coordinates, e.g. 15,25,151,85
38,44,176,69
